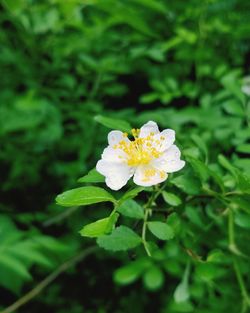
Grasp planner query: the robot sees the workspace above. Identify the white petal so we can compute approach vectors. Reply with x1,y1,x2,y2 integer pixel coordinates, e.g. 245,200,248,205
96,160,134,190
139,121,160,138
101,146,127,163
154,129,175,152
133,165,167,187
152,145,185,173
108,130,129,147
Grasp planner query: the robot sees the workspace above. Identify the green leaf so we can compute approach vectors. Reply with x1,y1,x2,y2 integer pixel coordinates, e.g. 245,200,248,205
234,211,250,229
209,168,225,193
236,144,250,154
78,168,105,183
114,258,151,285
206,250,225,263
230,196,250,214
236,171,250,193
167,213,182,234
140,92,159,104
191,134,208,161
223,99,244,116
171,174,201,195
143,266,164,290
80,213,119,238
94,115,132,133
185,205,205,228
97,226,141,251
162,191,182,207
174,280,190,303
148,222,174,240
56,186,116,207
218,155,250,192
196,263,226,282
218,154,237,178
187,156,210,182
174,263,190,303
119,187,145,202
0,255,32,281
117,199,144,219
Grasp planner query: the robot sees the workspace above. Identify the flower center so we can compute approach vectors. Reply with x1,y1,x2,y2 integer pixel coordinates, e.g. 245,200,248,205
114,130,163,166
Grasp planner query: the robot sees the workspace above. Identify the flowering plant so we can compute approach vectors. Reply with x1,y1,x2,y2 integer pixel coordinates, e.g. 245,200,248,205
56,121,185,256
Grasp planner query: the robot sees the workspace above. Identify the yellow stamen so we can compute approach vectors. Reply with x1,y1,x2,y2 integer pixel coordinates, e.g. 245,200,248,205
115,129,162,166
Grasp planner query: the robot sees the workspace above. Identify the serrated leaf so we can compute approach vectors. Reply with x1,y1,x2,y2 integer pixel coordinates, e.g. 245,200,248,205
162,191,182,206
56,186,116,207
80,213,119,238
97,226,141,251
117,199,144,219
148,222,174,240
78,168,105,183
94,115,131,133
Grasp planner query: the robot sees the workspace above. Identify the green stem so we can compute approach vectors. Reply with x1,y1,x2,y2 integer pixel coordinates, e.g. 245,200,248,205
142,208,151,257
228,209,250,309
228,208,235,249
141,182,168,256
233,258,250,308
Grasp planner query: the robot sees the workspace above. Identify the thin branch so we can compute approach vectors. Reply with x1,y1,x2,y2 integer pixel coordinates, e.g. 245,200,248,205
1,246,98,313
43,206,78,227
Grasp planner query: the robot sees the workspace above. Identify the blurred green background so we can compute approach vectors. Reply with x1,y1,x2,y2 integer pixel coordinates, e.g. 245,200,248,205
1,0,250,312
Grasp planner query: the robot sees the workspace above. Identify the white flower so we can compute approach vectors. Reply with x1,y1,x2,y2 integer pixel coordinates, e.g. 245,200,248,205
96,121,185,190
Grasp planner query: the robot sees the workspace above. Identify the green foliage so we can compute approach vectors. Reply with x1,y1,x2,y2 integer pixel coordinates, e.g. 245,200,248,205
148,222,175,241
0,215,72,294
97,226,142,251
80,213,119,238
162,191,182,207
78,168,105,183
1,0,250,312
56,186,116,207
117,199,144,219
94,115,132,133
